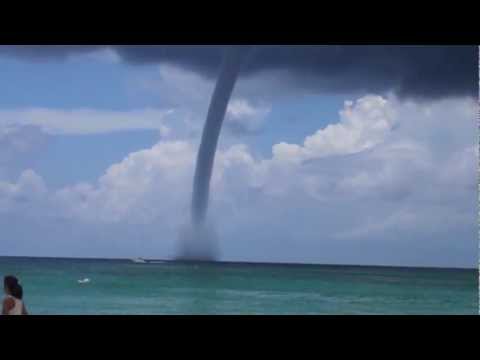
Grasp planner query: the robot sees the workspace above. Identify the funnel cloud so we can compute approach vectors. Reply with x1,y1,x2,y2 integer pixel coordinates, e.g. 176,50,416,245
191,46,250,225
175,46,250,260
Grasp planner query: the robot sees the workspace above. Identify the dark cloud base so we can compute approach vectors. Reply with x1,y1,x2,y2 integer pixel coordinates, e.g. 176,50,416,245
0,45,477,100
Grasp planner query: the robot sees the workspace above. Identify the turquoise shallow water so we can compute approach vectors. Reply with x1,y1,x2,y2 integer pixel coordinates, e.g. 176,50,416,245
0,257,477,315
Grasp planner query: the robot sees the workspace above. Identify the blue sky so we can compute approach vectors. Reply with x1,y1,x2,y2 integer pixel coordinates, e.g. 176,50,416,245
0,53,350,186
0,47,476,268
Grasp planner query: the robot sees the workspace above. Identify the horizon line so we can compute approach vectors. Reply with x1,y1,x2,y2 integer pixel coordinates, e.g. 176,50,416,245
0,255,476,271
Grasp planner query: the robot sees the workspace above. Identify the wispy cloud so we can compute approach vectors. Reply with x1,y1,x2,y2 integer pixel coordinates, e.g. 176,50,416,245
0,108,173,136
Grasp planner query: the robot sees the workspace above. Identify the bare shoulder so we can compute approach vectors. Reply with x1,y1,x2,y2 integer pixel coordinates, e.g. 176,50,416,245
3,297,15,312
3,297,14,307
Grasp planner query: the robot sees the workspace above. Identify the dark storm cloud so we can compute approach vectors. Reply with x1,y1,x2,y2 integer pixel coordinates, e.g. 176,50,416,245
0,45,477,99
0,45,104,59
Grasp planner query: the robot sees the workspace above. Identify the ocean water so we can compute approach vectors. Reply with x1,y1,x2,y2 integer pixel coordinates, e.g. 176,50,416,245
0,257,477,315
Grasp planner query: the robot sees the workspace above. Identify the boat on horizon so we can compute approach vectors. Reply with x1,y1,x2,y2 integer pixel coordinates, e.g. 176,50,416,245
131,258,147,264
130,258,168,264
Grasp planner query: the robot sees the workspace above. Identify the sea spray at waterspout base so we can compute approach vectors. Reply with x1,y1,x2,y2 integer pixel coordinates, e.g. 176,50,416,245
177,221,219,261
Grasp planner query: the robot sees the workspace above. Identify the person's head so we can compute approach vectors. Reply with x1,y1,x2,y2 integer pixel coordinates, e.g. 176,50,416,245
4,275,23,300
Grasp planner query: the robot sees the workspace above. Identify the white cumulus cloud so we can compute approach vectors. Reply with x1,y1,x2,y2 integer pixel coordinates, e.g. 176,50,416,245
1,94,476,267
226,99,271,133
0,169,47,212
272,95,396,163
